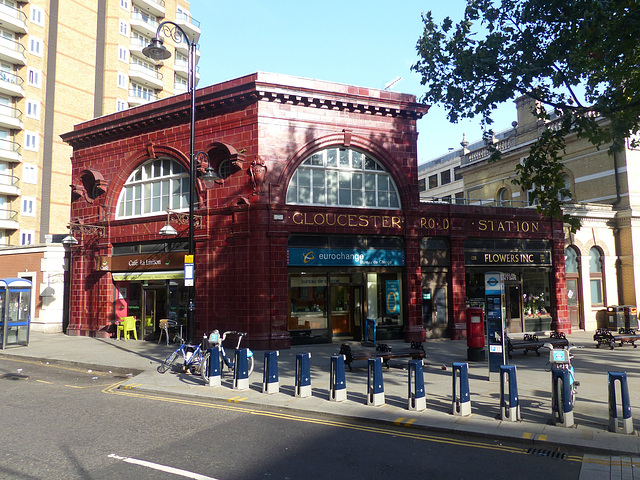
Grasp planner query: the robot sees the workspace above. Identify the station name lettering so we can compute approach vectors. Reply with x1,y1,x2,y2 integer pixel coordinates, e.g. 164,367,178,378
291,212,402,229
477,219,539,233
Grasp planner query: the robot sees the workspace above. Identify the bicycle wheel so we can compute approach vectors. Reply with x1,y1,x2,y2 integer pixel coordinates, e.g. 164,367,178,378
158,350,179,374
555,374,565,424
248,355,254,377
200,351,210,383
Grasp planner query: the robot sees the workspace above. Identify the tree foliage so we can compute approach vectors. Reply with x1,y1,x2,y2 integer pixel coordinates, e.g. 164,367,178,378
412,0,640,232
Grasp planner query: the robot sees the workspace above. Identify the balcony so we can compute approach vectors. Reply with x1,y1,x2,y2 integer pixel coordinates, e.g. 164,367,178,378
0,38,26,65
0,104,22,130
130,11,158,38
0,139,21,163
0,173,19,197
174,10,200,41
128,87,158,107
0,208,19,231
133,0,165,18
130,34,151,57
173,82,187,95
0,71,24,97
0,3,28,34
129,63,163,90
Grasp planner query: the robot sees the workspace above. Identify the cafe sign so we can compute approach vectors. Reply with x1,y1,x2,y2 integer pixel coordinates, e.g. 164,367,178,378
97,252,186,272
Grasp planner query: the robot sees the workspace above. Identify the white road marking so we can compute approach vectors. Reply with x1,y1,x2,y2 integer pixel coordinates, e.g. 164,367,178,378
108,453,219,479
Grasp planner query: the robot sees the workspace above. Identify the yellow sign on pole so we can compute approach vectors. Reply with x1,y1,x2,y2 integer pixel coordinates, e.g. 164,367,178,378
184,255,194,263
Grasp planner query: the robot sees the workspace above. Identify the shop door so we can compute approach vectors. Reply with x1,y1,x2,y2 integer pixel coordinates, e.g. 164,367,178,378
566,278,581,329
421,273,449,338
330,285,353,336
505,283,523,333
142,286,168,341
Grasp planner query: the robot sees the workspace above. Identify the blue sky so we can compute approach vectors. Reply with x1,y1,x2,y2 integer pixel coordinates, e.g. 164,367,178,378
189,0,516,164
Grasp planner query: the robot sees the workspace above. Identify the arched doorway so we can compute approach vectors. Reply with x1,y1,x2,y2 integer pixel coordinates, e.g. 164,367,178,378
565,246,582,329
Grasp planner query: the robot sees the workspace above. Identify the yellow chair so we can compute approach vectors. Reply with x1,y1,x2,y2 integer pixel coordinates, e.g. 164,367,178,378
116,316,137,341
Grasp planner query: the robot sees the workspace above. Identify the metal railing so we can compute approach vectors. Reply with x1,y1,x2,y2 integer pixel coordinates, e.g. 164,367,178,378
131,11,158,29
129,63,163,81
175,10,200,28
0,173,19,188
0,71,23,88
0,3,27,23
0,208,18,221
128,88,158,102
0,138,20,154
0,103,22,120
422,196,535,208
0,38,26,57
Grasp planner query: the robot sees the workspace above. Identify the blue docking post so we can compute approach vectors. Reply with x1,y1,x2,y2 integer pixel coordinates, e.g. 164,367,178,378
367,357,385,406
499,365,520,421
295,352,312,398
452,362,471,416
608,372,633,434
233,348,250,390
206,346,221,387
330,355,347,402
407,359,426,411
262,351,279,394
551,368,573,427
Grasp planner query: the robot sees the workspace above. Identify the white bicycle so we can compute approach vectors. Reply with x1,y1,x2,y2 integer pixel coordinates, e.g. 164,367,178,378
201,330,254,383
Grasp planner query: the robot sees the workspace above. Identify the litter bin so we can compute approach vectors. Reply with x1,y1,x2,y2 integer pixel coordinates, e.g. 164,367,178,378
606,306,625,330
622,306,638,331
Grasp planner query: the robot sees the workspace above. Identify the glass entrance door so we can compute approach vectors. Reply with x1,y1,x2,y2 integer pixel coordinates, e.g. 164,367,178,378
505,283,523,333
142,285,168,341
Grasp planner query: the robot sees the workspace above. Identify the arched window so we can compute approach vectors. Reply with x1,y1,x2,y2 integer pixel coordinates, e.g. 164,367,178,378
116,158,190,219
286,147,400,209
565,246,579,274
497,187,509,206
589,247,604,306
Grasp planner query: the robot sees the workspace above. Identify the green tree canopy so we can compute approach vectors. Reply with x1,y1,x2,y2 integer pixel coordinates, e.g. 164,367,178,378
412,0,640,231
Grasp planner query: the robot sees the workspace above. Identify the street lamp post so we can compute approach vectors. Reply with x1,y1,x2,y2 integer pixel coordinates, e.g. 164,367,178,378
143,22,218,343
62,234,78,334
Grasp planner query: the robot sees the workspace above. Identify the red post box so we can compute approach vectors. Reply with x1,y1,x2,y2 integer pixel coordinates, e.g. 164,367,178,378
466,307,486,361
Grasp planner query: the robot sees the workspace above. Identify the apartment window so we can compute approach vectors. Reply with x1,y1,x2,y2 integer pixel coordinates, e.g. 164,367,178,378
117,72,127,89
428,174,438,189
30,6,44,26
22,196,35,216
29,37,43,56
175,52,188,69
120,0,129,10
23,164,37,184
589,247,605,306
130,82,155,101
440,169,451,185
118,46,128,63
454,166,462,181
116,99,127,112
418,178,426,192
26,100,40,119
20,230,34,246
119,20,129,36
24,131,38,151
455,191,465,205
27,68,41,88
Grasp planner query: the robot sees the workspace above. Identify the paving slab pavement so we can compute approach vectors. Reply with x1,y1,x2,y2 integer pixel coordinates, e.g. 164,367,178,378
2,329,640,475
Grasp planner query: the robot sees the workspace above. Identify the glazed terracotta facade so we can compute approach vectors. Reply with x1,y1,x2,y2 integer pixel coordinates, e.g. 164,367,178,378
61,72,568,349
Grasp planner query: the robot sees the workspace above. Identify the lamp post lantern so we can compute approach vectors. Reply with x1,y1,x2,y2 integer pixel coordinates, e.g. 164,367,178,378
143,22,211,343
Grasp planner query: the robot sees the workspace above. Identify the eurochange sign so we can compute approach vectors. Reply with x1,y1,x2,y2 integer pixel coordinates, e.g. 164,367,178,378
287,248,405,267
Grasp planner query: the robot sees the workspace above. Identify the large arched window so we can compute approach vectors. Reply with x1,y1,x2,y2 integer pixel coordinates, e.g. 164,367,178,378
116,158,190,219
589,246,605,306
286,147,401,209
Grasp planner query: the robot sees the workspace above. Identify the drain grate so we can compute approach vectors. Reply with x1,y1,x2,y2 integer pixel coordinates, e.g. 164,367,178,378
527,448,566,460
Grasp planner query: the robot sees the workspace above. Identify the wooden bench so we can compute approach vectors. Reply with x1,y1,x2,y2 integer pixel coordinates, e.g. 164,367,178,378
507,332,568,358
338,342,426,372
594,328,640,349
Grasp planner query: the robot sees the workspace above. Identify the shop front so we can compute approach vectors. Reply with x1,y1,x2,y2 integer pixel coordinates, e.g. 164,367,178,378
287,235,405,344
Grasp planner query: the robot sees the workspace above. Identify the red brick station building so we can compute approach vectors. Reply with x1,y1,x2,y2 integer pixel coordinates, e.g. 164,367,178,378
61,72,569,349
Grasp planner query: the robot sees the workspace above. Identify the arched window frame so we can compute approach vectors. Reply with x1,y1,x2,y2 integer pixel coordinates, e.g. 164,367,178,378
286,147,401,209
589,246,605,306
116,157,190,219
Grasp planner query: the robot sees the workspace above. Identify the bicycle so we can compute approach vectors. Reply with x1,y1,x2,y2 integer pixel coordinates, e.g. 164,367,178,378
201,330,254,384
157,335,206,375
543,343,582,424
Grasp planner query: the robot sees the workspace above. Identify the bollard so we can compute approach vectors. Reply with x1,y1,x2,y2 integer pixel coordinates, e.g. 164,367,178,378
499,365,520,421
367,357,385,406
330,355,347,402
452,362,471,416
407,359,426,411
551,368,573,427
608,372,633,434
262,351,279,394
295,352,312,398
233,348,250,390
206,346,221,387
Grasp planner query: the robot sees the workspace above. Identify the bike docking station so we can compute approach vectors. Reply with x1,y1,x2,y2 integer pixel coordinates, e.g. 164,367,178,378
367,357,385,406
233,348,250,390
608,371,634,434
499,365,520,421
295,352,312,398
206,346,221,387
262,351,279,394
551,367,574,427
452,362,471,416
407,359,426,411
330,355,347,402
